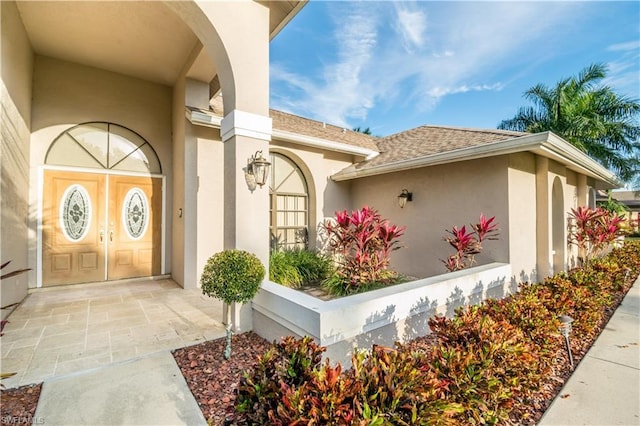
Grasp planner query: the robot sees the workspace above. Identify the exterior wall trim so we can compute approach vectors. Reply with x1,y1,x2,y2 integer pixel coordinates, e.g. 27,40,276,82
187,107,379,159
220,109,272,143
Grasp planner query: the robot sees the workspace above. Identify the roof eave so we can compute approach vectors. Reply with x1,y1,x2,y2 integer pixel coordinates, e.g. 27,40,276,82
332,131,621,189
270,1,308,40
272,129,379,159
186,107,379,159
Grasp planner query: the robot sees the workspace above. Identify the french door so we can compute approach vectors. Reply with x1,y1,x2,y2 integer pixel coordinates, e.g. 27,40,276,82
42,170,162,286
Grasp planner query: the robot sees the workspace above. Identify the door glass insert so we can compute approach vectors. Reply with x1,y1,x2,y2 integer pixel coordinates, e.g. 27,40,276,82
123,188,149,240
60,184,92,241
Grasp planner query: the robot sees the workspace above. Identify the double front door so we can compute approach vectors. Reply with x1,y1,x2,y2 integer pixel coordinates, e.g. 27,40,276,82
42,170,162,286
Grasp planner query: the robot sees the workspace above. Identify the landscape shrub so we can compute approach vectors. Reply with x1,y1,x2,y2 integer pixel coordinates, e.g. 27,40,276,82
442,214,499,272
236,336,332,423
568,206,627,264
235,242,640,425
200,250,265,305
321,206,405,294
269,248,332,288
428,307,540,423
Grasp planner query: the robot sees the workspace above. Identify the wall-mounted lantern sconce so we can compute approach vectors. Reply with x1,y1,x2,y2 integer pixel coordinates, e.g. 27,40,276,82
559,314,574,368
246,150,271,190
397,189,413,208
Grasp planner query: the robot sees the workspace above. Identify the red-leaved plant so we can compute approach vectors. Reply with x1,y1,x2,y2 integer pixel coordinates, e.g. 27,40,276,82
568,206,627,265
322,206,405,290
443,214,499,272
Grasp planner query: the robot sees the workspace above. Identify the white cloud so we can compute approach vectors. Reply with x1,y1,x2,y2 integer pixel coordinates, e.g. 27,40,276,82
271,1,582,129
271,3,380,127
393,3,427,52
603,54,640,98
427,83,505,98
607,40,640,51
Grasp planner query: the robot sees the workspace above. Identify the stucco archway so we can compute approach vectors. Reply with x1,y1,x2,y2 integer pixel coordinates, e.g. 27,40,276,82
164,0,269,115
551,177,565,274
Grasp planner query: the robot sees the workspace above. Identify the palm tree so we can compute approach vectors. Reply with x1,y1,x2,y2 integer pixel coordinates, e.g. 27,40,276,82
499,63,640,181
352,126,372,135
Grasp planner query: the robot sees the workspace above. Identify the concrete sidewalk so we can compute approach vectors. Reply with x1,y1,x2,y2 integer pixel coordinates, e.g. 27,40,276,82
540,278,640,425
34,351,207,426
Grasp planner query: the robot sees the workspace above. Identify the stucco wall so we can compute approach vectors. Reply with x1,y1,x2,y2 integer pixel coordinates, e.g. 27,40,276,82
29,56,173,285
254,263,511,366
507,152,538,284
1,1,34,318
196,126,225,280
349,157,511,279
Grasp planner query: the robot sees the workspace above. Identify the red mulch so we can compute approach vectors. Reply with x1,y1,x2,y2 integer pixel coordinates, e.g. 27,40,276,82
172,332,272,425
0,283,633,425
0,383,42,425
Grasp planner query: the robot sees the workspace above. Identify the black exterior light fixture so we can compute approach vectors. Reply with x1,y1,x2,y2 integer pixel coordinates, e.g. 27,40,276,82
559,314,575,368
247,150,271,188
398,189,413,208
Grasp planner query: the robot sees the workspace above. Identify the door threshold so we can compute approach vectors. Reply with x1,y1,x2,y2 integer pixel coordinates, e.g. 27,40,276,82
31,274,172,293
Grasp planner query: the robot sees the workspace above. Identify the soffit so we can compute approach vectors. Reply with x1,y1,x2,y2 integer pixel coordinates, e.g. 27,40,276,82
260,0,307,39
16,1,199,86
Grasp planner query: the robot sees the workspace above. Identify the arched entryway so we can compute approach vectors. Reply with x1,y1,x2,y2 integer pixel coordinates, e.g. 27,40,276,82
269,153,310,250
551,177,565,274
42,122,163,286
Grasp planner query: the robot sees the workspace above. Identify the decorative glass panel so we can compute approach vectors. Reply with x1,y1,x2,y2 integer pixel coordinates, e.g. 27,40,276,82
60,185,92,241
68,123,109,168
46,134,104,169
45,122,162,173
122,188,149,240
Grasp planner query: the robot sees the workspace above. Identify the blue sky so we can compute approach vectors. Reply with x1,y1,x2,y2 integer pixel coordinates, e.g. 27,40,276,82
270,1,640,137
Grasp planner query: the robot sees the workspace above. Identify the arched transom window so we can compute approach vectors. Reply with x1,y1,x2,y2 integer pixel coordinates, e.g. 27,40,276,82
269,153,309,250
45,122,161,173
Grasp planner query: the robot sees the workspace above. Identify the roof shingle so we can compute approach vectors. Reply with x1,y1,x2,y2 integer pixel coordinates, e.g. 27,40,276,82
354,125,527,170
270,110,379,151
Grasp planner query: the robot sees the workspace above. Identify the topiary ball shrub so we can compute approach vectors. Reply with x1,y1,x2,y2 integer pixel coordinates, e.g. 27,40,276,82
200,250,265,305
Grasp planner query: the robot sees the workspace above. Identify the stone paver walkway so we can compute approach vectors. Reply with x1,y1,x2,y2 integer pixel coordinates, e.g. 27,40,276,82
1,278,225,388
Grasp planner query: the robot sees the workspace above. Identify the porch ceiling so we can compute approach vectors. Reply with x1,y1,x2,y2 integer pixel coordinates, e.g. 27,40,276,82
16,1,200,86
16,1,306,87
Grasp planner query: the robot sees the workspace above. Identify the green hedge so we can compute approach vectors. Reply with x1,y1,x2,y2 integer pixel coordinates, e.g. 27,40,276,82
234,242,640,425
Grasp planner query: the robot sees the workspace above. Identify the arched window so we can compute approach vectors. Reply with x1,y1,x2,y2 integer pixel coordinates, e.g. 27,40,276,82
45,122,161,173
269,153,308,250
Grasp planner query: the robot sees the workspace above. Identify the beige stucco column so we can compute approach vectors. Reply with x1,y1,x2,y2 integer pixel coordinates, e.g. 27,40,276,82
221,112,271,332
166,0,271,331
577,174,588,207
535,156,551,278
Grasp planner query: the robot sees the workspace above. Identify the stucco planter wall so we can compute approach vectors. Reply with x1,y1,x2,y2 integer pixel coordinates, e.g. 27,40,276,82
252,262,512,365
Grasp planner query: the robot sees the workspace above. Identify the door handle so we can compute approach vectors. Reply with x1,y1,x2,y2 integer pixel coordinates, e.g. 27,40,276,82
100,231,104,243
110,231,114,242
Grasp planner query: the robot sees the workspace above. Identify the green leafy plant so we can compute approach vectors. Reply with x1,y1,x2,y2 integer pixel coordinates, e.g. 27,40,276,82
269,248,332,288
236,336,327,423
443,214,499,272
234,242,640,424
568,206,627,265
321,206,405,294
200,250,265,359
